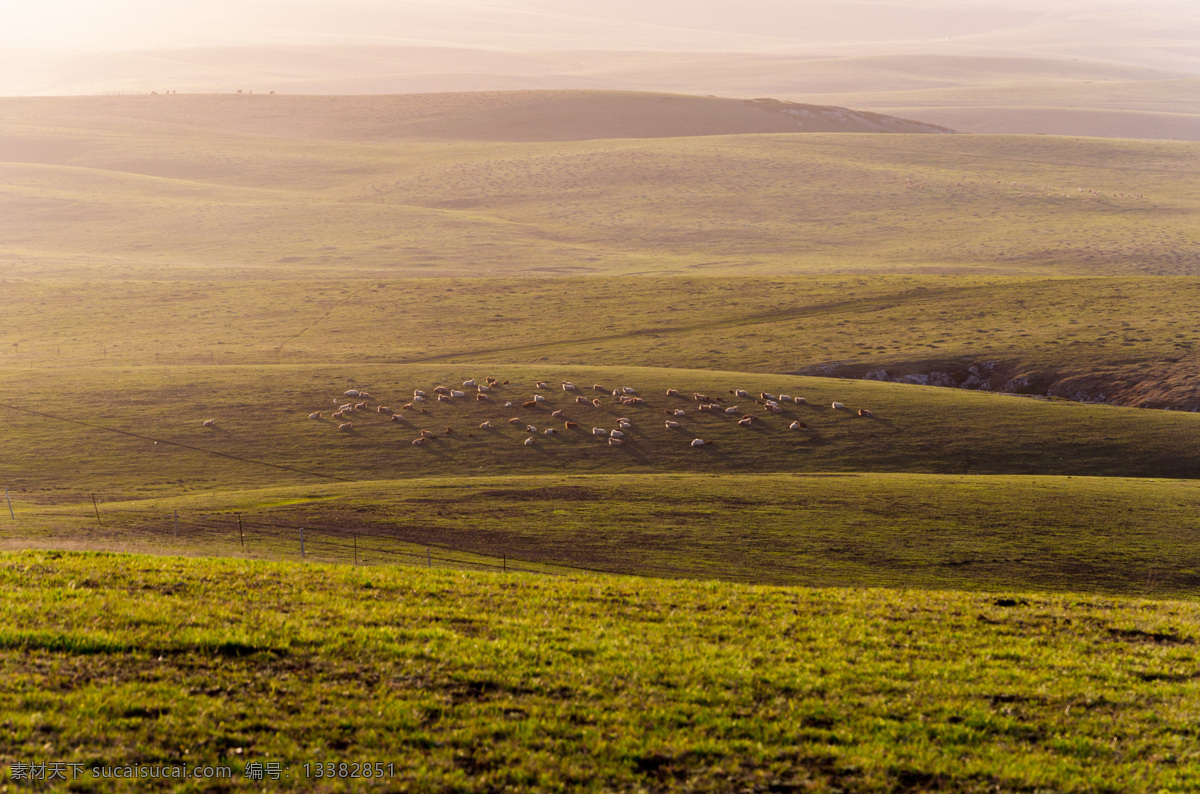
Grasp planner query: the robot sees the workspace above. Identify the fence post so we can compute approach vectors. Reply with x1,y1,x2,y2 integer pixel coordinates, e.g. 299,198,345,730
173,509,179,539
238,514,244,549
90,493,102,527
300,527,305,558
4,488,13,520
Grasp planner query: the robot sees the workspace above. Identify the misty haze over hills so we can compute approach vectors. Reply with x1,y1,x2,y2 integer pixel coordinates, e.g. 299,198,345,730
3,1,1200,138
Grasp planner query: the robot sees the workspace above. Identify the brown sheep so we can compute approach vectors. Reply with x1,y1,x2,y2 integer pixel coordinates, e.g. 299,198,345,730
565,421,578,429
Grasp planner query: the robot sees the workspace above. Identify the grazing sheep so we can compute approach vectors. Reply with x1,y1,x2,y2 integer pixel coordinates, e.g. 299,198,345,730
725,406,740,414
665,420,680,429
344,390,360,397
390,415,402,422
612,389,621,396
339,404,354,412
665,388,680,397
421,429,436,438
674,409,686,417
403,403,414,410
523,400,538,408
504,401,514,408
858,409,874,418
593,384,606,392
478,384,491,392
535,381,550,389
693,393,709,401
618,420,632,429
526,424,537,432
779,395,793,403
551,409,565,418
738,417,753,427
463,379,476,388
338,422,353,431
592,399,603,408
524,437,535,446
698,404,713,413
202,419,216,427
508,417,523,424
414,395,426,403
760,392,776,401
434,386,450,395
565,421,578,429
377,406,393,415
690,438,709,447
332,411,344,420
476,393,490,401
414,390,427,398
486,377,498,385
765,404,783,414
480,421,493,429
359,392,372,400
451,390,465,398
592,427,607,436
309,411,322,420
412,437,425,446
832,402,845,410
735,389,749,398
608,437,624,446
437,395,450,402
788,421,806,430
544,428,558,434
610,430,625,438
794,397,807,405
562,382,576,391
533,394,547,403
622,387,636,394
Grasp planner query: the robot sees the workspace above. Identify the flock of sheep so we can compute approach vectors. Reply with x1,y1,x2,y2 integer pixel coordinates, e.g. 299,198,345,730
271,377,874,451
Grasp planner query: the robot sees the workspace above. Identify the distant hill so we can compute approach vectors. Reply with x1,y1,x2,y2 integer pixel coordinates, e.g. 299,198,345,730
0,90,954,143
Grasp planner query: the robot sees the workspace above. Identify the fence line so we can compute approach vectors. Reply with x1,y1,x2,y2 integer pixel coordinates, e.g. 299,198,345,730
7,493,579,578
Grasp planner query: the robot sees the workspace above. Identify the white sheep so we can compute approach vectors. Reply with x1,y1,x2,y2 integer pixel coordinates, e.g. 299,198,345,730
309,411,321,420
414,395,426,403
622,387,636,394
673,409,686,417
562,382,577,391
618,420,632,429
463,379,476,388
665,420,680,429
451,390,465,398
779,394,793,403
338,422,353,431
592,427,607,436
533,394,547,403
202,419,216,427
725,406,740,414
524,437,535,446
544,428,558,435
504,401,514,407
610,429,625,438
788,421,802,430
794,397,807,405
832,402,845,410
535,381,550,389
414,389,427,397
665,388,680,397
526,424,537,432
479,384,491,392
608,437,624,446
735,389,749,398
344,389,360,397
690,438,708,447
479,421,493,429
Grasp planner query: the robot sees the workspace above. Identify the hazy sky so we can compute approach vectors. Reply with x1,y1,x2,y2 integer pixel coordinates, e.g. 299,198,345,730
5,0,1198,52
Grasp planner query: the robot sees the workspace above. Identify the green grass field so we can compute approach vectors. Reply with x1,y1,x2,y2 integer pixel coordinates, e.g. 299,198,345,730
3,93,1200,790
2,550,1197,792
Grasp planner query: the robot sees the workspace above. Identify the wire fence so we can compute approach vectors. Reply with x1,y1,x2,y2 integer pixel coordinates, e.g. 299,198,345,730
1,490,588,579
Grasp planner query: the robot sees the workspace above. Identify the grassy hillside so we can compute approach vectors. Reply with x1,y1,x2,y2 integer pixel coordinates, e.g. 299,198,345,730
3,364,1200,500
11,472,1199,598
1,550,1197,792
2,275,1199,408
2,98,1196,280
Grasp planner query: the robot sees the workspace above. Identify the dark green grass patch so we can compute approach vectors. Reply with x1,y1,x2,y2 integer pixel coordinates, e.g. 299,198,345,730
0,551,1198,791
